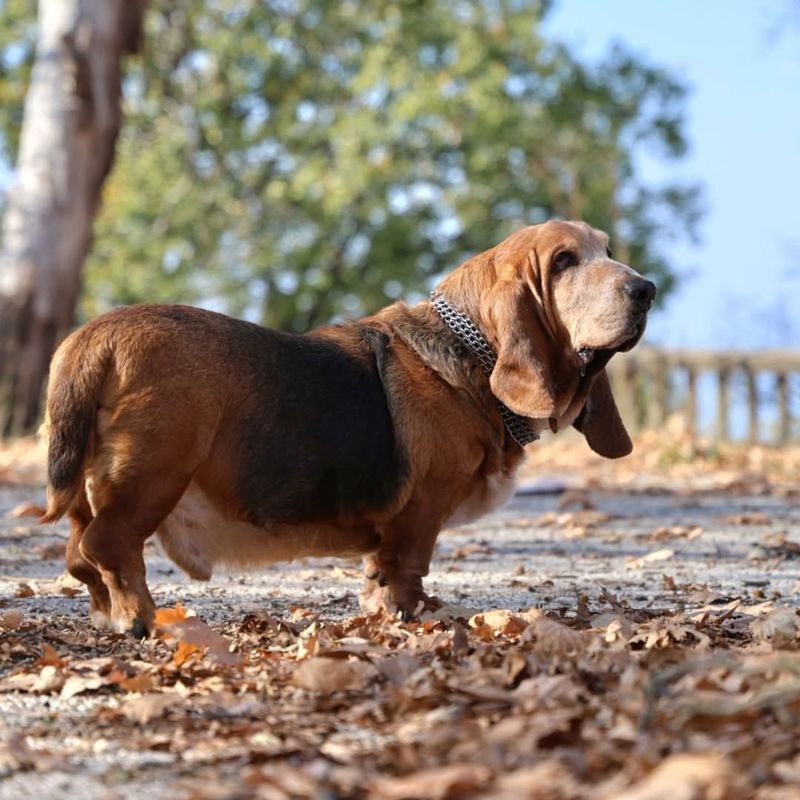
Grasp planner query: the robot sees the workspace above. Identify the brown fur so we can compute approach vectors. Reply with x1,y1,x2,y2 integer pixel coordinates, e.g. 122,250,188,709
42,220,653,634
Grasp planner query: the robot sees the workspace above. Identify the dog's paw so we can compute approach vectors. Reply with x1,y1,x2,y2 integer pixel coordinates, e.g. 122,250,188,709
129,617,150,640
358,577,442,621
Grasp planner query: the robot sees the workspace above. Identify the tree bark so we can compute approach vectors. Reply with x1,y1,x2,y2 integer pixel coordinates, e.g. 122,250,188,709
0,0,146,436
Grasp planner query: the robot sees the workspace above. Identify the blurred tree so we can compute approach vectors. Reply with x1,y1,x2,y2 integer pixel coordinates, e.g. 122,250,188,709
0,0,701,433
82,0,700,330
0,0,146,435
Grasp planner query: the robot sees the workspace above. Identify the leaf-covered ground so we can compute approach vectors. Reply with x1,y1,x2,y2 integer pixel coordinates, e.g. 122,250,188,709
1,436,800,799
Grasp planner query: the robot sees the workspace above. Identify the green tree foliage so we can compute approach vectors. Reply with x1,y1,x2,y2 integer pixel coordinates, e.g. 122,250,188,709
2,0,701,332
0,0,36,186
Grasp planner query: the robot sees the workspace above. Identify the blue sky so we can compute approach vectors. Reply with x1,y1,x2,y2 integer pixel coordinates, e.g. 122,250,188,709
545,0,800,349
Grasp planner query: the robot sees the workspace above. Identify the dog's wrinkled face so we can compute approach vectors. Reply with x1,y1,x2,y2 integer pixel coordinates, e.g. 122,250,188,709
436,219,655,453
544,221,655,363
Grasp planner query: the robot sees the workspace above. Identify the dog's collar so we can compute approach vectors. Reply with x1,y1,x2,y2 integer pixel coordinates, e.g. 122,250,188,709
431,293,539,448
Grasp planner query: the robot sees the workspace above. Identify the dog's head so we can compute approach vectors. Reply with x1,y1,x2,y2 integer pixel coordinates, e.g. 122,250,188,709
436,220,655,458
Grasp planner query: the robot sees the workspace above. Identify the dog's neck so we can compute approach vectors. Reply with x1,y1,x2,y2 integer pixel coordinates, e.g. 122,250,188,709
429,293,539,447
378,300,538,449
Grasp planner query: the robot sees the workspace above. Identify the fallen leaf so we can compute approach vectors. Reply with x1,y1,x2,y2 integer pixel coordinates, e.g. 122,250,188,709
369,763,493,800
31,665,65,694
119,693,179,724
154,602,190,627
420,602,478,623
448,543,494,560
749,607,799,646
60,674,109,700
469,609,528,637
0,736,37,774
521,616,589,656
722,512,772,526
117,672,156,693
166,617,242,667
612,753,749,800
37,643,65,668
292,656,378,692
0,611,23,630
626,549,675,570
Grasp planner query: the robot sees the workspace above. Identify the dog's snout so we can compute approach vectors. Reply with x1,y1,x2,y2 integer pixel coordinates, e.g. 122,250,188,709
623,277,656,307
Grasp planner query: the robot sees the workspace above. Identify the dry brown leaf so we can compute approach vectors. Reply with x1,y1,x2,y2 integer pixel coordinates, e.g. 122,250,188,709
650,525,703,540
493,760,579,799
0,610,23,630
421,602,479,623
522,616,589,656
558,509,614,528
373,652,420,686
292,656,378,692
166,617,242,667
749,607,799,646
469,609,529,637
626,548,675,570
449,543,494,559
722,512,772,526
117,672,156,693
60,673,110,700
31,665,64,694
369,763,493,800
37,642,65,668
119,693,180,724
611,753,749,800
14,583,34,598
154,602,189,628
452,622,469,656
0,736,37,775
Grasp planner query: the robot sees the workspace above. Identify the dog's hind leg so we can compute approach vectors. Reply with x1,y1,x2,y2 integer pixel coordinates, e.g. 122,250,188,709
79,471,191,637
65,486,112,628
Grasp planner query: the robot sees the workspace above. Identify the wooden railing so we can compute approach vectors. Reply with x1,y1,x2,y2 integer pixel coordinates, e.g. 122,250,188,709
606,348,800,444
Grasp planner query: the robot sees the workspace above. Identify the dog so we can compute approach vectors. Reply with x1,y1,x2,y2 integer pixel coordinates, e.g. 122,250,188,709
41,220,655,636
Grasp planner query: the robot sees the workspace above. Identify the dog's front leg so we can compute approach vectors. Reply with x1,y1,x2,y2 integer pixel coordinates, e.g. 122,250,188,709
360,501,444,620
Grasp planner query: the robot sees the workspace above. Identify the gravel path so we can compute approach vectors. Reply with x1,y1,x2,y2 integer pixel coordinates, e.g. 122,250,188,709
1,480,799,798
2,483,798,623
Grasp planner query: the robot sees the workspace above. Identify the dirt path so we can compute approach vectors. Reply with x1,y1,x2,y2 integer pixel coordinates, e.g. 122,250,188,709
2,483,798,623
1,481,799,798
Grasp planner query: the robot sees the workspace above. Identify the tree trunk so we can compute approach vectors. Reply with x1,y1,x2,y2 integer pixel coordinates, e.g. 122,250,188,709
0,0,146,436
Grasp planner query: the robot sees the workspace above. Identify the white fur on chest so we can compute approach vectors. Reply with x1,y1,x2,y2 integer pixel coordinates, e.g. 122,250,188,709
444,464,521,528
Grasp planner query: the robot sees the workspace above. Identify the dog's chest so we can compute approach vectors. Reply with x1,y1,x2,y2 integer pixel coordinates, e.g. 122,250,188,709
444,466,520,528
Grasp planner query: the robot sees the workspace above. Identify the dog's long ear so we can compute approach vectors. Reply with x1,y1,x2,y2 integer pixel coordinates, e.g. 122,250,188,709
484,279,559,419
572,369,632,458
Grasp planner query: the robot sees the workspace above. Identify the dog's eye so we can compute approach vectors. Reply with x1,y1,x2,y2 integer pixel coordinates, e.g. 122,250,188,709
553,250,578,272
606,246,613,258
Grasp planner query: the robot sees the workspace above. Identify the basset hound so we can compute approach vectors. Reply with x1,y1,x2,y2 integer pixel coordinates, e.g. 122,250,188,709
41,220,655,636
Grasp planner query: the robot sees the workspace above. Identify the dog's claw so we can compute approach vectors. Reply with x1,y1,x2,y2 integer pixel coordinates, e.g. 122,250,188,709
130,617,149,640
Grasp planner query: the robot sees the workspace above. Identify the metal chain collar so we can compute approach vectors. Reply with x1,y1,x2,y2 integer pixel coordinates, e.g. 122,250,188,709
431,293,540,448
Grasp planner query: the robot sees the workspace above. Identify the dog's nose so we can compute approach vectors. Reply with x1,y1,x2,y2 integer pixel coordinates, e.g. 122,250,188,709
623,278,656,306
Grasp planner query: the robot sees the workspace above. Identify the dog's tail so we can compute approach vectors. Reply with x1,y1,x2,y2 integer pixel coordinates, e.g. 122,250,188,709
40,330,110,523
